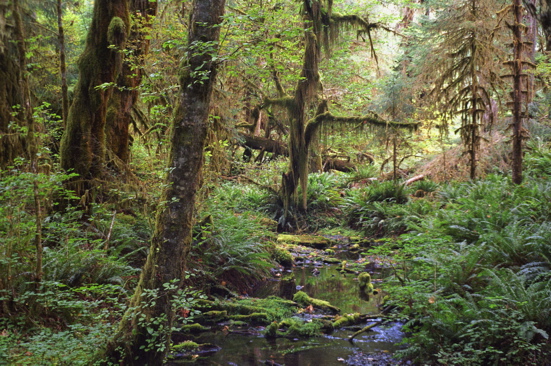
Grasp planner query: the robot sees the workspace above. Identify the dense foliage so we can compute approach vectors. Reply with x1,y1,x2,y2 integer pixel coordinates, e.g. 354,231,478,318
2,0,551,363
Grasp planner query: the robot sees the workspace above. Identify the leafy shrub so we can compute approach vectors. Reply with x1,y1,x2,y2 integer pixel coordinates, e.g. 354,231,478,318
365,180,409,204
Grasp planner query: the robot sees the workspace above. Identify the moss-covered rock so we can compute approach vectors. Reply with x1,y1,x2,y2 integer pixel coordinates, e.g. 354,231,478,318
179,323,210,333
273,246,294,267
358,272,374,295
172,340,199,352
277,234,331,249
230,312,270,324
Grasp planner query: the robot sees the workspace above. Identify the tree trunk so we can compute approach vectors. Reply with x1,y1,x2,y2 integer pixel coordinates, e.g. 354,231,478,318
0,1,30,167
59,0,129,196
511,0,525,185
280,1,322,227
106,0,157,169
541,0,551,50
57,0,69,126
100,0,225,364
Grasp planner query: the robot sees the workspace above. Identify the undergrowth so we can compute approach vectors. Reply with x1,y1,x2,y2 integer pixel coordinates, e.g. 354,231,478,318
367,146,551,365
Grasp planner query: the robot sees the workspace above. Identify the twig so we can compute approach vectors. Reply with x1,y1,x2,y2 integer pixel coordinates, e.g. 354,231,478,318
348,320,383,342
104,210,117,251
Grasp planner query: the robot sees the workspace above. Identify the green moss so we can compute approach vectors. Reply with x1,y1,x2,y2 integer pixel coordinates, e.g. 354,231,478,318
277,234,330,249
293,291,340,314
265,321,279,338
273,246,294,267
197,310,228,323
358,272,374,295
197,297,297,323
332,313,361,328
230,312,269,324
358,272,371,287
172,341,199,352
179,323,210,333
279,318,324,337
107,16,126,46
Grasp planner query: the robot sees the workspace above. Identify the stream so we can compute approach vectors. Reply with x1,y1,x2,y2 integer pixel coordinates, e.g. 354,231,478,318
169,244,407,365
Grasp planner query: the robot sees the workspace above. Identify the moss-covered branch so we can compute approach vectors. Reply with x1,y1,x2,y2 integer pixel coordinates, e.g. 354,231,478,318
263,96,295,111
305,111,418,146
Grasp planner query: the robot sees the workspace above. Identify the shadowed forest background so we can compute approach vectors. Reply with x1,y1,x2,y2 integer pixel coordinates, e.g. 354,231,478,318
1,0,551,364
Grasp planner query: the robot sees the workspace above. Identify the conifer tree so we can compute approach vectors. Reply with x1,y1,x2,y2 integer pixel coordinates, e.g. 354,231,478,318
420,0,503,179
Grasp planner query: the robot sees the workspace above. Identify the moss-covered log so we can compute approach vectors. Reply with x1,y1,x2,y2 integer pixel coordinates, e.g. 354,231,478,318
100,1,225,364
59,0,129,195
293,290,340,314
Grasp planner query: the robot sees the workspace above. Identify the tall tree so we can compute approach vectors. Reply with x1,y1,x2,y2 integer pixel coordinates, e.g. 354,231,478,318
270,1,416,230
541,0,551,50
59,0,129,196
56,0,69,126
0,0,34,167
506,0,533,184
100,0,225,363
420,0,502,179
105,0,157,169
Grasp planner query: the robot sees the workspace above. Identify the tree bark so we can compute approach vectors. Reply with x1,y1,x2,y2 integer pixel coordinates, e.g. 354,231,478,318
280,0,322,226
100,0,225,364
106,0,157,168
0,0,30,167
511,0,525,184
59,0,129,196
541,0,551,50
56,0,69,126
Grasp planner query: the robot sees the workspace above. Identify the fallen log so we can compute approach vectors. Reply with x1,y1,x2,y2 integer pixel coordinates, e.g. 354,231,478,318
323,158,356,172
238,133,288,156
348,320,383,342
405,174,425,186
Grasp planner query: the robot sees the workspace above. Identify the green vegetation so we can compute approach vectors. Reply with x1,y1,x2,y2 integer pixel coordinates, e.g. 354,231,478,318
3,0,551,363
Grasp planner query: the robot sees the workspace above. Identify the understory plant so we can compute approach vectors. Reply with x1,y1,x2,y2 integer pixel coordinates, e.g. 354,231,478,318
375,148,551,364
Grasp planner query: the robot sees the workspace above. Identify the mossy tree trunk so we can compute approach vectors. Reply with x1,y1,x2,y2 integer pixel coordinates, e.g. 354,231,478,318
510,0,528,185
276,1,418,230
280,0,323,224
106,0,157,169
59,0,129,196
100,0,225,364
0,0,32,167
56,0,69,126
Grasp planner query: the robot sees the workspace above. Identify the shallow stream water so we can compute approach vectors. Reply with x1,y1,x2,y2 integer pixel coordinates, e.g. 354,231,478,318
169,261,405,365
